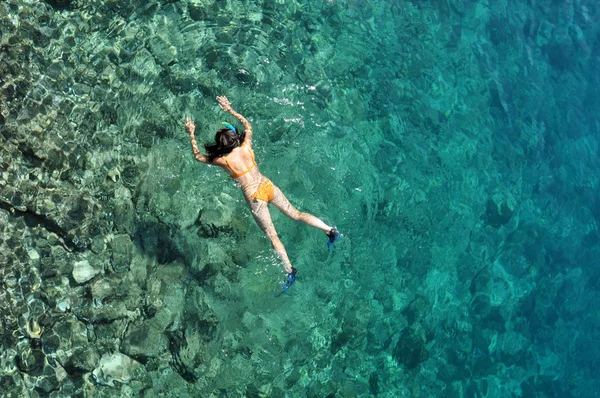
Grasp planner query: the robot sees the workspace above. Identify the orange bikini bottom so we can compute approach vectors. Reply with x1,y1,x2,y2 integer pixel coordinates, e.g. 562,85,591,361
249,179,275,203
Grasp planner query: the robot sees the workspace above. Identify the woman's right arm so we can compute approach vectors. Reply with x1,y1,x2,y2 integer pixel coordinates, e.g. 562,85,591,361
217,96,253,147
185,117,210,163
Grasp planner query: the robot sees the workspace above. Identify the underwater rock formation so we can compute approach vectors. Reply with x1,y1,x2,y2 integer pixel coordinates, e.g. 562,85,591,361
92,353,141,387
72,260,99,284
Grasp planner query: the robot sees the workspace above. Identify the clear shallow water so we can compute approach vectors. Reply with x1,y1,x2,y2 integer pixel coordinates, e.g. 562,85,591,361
0,0,599,396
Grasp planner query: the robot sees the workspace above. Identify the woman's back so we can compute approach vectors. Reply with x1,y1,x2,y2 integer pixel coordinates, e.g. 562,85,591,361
216,144,257,180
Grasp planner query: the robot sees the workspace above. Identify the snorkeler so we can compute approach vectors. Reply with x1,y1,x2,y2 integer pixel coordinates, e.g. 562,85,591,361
185,96,339,292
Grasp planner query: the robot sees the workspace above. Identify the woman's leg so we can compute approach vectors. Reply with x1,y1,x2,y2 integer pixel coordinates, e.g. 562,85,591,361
247,198,294,273
270,185,332,233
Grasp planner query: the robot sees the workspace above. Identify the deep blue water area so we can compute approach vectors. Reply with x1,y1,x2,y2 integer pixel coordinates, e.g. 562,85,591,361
1,0,599,396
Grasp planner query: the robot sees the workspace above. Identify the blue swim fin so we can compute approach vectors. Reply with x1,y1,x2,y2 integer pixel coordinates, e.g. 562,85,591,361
327,228,340,251
276,267,297,296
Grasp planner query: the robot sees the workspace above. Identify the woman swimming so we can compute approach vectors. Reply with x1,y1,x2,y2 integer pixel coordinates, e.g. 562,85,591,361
185,96,339,291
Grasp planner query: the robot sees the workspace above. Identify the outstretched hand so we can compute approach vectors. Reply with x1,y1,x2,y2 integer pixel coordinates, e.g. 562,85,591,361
217,96,232,112
185,117,195,134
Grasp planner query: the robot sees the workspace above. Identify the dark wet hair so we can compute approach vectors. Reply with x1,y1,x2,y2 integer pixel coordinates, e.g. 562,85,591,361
204,128,245,162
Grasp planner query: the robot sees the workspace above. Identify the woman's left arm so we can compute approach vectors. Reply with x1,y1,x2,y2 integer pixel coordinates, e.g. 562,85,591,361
217,96,253,147
185,117,210,163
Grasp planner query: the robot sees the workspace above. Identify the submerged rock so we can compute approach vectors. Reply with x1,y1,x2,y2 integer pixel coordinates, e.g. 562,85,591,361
483,198,514,229
92,353,141,387
120,321,168,361
110,234,133,273
199,193,235,229
26,318,43,339
72,260,99,284
90,278,116,302
392,327,429,370
16,347,45,377
44,0,71,11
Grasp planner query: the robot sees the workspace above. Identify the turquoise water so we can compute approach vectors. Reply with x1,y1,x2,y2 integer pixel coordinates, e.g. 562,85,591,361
1,0,599,396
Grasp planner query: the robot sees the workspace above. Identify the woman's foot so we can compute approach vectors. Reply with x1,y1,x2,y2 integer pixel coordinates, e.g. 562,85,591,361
327,228,340,250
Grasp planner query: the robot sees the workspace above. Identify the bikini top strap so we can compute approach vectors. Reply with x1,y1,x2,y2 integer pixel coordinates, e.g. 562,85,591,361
224,147,257,179
224,156,241,175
